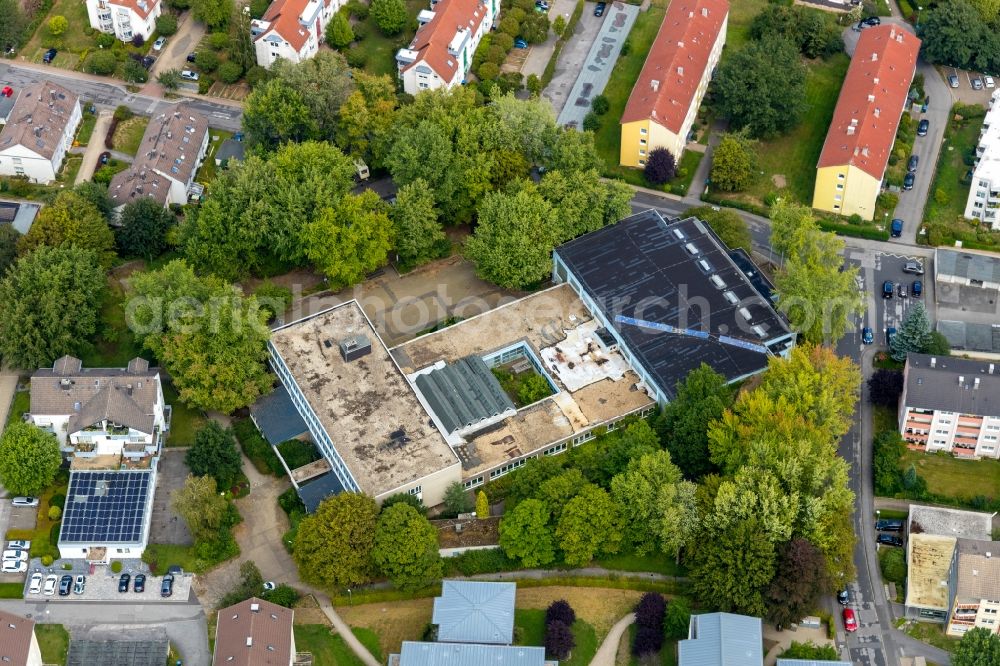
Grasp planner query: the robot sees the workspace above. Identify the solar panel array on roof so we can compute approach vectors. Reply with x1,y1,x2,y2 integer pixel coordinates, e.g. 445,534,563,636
60,471,152,544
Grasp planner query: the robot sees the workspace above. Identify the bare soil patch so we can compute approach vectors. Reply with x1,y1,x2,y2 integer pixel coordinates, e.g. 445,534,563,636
434,517,500,548
337,598,434,657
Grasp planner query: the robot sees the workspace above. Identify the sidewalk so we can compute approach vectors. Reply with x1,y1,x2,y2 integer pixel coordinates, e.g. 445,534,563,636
75,111,113,185
519,0,578,80
589,612,634,666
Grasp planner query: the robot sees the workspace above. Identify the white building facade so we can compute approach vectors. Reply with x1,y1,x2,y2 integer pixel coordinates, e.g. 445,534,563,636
396,0,496,95
964,91,1000,230
85,0,161,43
0,83,81,184
251,0,339,69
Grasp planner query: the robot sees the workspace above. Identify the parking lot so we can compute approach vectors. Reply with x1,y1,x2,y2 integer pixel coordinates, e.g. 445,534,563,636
942,66,997,107
543,1,612,116
0,502,39,584
20,558,192,603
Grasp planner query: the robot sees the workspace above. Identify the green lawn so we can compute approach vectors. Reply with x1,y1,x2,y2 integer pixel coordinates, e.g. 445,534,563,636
59,156,83,184
595,552,687,577
0,582,24,599
76,111,98,146
293,625,383,666
922,104,1000,249
142,543,203,574
724,0,768,51
21,0,99,66
36,624,70,665
903,621,959,653
350,0,427,76
162,380,206,447
514,609,597,666
195,131,235,185
900,450,1000,503
5,390,30,427
873,405,897,435
113,117,150,156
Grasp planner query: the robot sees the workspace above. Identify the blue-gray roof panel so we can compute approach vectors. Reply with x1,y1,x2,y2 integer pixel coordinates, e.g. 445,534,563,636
396,642,547,665
432,580,516,645
678,613,763,666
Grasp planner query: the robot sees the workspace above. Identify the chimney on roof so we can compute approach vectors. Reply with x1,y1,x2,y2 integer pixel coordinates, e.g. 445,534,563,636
678,41,684,48
875,108,881,118
246,637,253,647
677,66,683,76
868,94,875,102
847,126,856,136
931,357,936,367
651,79,659,92
688,10,693,17
874,77,879,84
861,146,869,157
701,6,708,16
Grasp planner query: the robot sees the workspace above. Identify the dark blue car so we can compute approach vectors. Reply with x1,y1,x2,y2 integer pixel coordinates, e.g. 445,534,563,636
890,218,903,237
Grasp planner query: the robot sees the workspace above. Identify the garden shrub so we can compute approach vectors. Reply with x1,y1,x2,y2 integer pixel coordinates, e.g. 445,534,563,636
208,31,230,50
546,600,576,627
49,493,66,509
276,439,319,470
85,51,118,75
218,61,243,84
111,560,123,573
156,13,178,35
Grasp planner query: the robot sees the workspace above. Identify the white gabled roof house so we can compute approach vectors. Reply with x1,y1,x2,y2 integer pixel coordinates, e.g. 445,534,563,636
251,0,341,68
85,0,161,43
0,82,81,184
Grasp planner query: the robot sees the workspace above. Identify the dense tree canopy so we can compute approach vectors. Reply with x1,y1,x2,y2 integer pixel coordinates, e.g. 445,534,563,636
242,79,318,148
953,627,1000,666
556,485,623,566
115,197,174,260
766,538,829,627
0,224,18,278
185,421,243,489
0,246,105,370
749,4,842,58
499,498,555,567
0,423,62,496
371,503,442,591
869,368,904,408
301,190,393,288
920,0,999,73
391,179,446,268
657,364,734,480
337,72,398,168
690,517,776,616
17,191,115,267
709,132,758,193
370,0,408,34
890,301,932,362
294,493,379,588
172,474,231,542
269,52,355,140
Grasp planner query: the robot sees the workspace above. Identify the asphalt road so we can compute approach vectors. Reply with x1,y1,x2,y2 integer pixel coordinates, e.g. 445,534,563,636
0,62,243,132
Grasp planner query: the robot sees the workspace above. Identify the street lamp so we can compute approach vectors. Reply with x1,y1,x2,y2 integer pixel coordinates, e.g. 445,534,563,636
347,588,352,605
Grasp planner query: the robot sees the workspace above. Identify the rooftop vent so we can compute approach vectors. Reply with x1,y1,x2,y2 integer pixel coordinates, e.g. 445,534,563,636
752,325,766,338
698,259,711,272
931,357,936,367
739,307,752,321
710,275,727,290
872,52,878,61
723,290,738,304
672,228,685,240
339,334,372,362
651,79,659,92
250,603,260,612
246,637,253,647
684,242,699,255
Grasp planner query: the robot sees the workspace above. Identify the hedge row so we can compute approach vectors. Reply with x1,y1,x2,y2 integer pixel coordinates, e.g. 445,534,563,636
815,219,890,242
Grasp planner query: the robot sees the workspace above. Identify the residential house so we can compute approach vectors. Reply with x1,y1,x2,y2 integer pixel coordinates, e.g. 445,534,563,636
108,105,209,210
28,355,169,561
0,82,81,184
395,0,497,96
678,612,848,666
812,25,919,220
619,0,728,167
964,90,1000,229
899,353,1000,458
945,538,1000,637
251,0,340,68
213,597,295,666
0,611,43,666
85,0,161,43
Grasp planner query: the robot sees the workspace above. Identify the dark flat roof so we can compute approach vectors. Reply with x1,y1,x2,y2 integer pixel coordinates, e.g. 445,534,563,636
554,210,792,399
249,384,308,445
904,353,1000,417
67,637,168,666
297,472,345,513
414,355,515,434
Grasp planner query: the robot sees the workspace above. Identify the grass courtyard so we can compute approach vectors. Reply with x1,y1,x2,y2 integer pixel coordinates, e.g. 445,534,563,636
346,0,429,77
293,625,383,666
36,624,70,665
899,450,1000,504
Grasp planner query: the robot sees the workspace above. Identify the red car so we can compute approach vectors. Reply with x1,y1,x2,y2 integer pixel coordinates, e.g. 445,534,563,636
0,86,13,98
843,608,858,632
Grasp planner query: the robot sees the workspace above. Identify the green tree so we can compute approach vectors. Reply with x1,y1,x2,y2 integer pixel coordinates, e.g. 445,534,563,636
195,50,220,73
690,517,776,616
17,190,115,266
192,0,233,27
337,72,398,168
327,11,354,48
302,190,393,289
552,14,566,37
923,331,951,356
537,169,632,240
890,301,932,362
476,490,489,518
228,2,255,71
0,246,105,370
171,474,231,542
115,197,173,260
185,421,243,489
294,493,379,588
0,422,62,495
122,58,150,84
555,485,623,566
920,0,984,71
218,61,244,84
391,179,445,267
73,182,114,222
157,69,182,90
85,50,118,75
537,469,592,523
780,642,840,660
272,52,355,140
873,431,905,495
769,200,817,259
466,183,557,289
713,37,806,138
663,597,692,640
953,627,1000,666
685,206,752,251
0,0,27,56
443,482,473,515
371,503,442,591
370,0,407,34
709,132,758,192
48,15,68,35
765,538,829,628
506,455,565,508
0,224,19,278
156,13,178,34
499,498,555,567
242,78,317,148
657,364,733,479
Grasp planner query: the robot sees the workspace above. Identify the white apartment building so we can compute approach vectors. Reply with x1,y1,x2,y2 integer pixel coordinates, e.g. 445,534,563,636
899,353,1000,459
0,82,80,184
251,0,340,68
86,0,161,43
396,0,497,95
964,90,1000,229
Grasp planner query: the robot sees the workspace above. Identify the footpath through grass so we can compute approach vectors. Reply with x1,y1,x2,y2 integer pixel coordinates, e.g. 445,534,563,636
293,625,382,666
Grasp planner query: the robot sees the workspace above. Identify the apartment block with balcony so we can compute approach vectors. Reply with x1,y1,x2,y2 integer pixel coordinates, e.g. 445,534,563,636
251,0,340,68
396,0,497,95
899,353,1000,459
86,0,160,42
964,90,1000,230
0,82,81,184
946,538,1000,637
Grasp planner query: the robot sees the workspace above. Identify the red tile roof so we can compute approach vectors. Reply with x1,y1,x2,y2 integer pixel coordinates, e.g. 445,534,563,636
213,598,294,666
620,0,728,131
402,0,489,80
0,610,35,666
816,25,920,180
256,0,312,52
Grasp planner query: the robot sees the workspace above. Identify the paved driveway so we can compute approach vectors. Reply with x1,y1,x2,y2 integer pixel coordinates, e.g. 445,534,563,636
519,0,579,80
74,111,112,185
149,450,193,546
543,1,609,116
149,12,206,81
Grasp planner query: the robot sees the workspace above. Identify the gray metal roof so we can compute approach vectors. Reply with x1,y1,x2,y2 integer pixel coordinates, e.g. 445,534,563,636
937,320,1000,354
249,384,308,445
67,637,168,666
777,660,851,666
936,249,1000,284
432,580,516,645
414,356,515,434
216,138,245,162
908,504,993,541
678,613,763,666
903,353,1000,418
296,472,345,513
395,642,547,665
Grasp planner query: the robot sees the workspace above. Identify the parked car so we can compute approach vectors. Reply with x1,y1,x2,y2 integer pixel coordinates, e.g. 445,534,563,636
141,55,155,69
843,608,858,632
153,37,167,51
907,154,919,172
890,218,903,237
187,52,198,63
166,565,183,576
912,280,922,298
862,327,873,345
73,575,85,595
917,119,929,136
2,549,27,561
99,151,111,166
837,589,849,605
903,172,915,190
118,573,131,593
876,519,905,531
535,0,549,10
11,497,38,507
1,560,26,573
161,574,174,597
863,16,880,25
263,581,276,591
949,74,960,88
0,86,12,97
58,575,72,596
898,283,908,298
7,540,30,550
886,327,897,346
987,76,996,89
42,48,57,64
594,1,606,15
903,260,924,275
877,533,904,547
180,70,199,81
28,573,43,595
882,281,894,299
43,575,58,596
972,77,984,90
514,38,528,49
134,574,146,593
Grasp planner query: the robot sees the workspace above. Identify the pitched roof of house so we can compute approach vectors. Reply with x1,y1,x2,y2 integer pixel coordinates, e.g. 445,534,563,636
109,104,208,208
432,580,516,645
255,0,312,51
620,0,728,131
678,613,763,666
395,642,549,666
400,0,490,80
30,356,161,435
213,598,294,666
0,610,36,666
0,81,79,160
816,25,920,180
